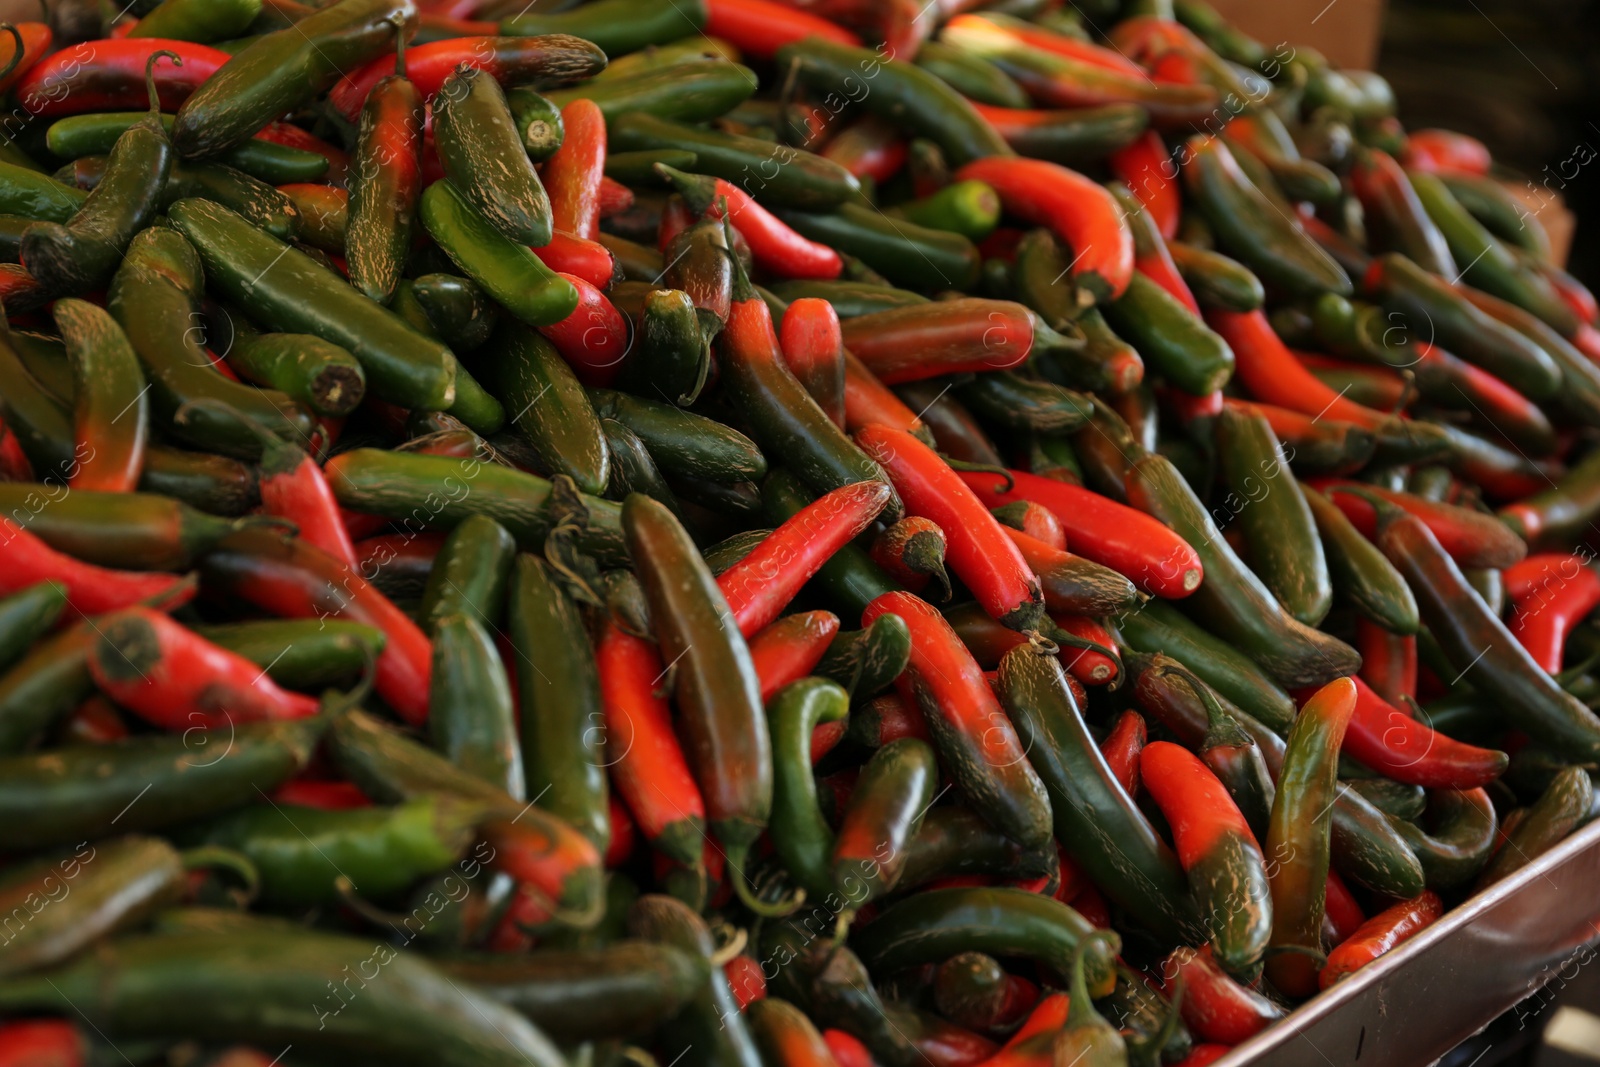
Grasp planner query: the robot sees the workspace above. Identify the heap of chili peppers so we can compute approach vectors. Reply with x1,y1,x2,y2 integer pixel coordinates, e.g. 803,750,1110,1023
0,0,1596,1064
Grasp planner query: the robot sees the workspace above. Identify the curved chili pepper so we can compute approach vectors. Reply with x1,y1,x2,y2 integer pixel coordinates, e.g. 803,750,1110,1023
955,156,1133,303
1356,617,1418,705
200,526,431,725
87,606,320,731
865,591,1052,847
841,347,932,441
1266,677,1357,999
543,97,605,241
857,425,1042,629
1111,130,1180,241
1157,945,1284,1045
767,677,850,902
0,21,50,98
1323,867,1367,946
1479,766,1592,889
1317,479,1526,571
1051,614,1121,686
1100,709,1146,798
1351,148,1457,277
1403,129,1491,175
779,297,846,429
345,14,422,305
750,610,841,702
329,34,605,123
832,735,937,903
1505,553,1600,673
0,517,194,617
50,299,147,493
720,480,894,637
870,516,951,598
16,39,227,116
1319,890,1442,989
1142,740,1271,977
961,467,1203,599
1303,674,1507,789
532,272,628,387
657,165,842,281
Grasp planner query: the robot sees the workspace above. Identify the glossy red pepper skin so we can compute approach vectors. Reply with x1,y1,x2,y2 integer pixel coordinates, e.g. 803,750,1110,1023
955,157,1135,303
1402,129,1491,176
0,518,194,616
705,0,860,58
16,39,228,116
596,620,705,867
1157,945,1283,1046
271,778,371,809
329,35,606,122
1099,709,1145,797
1208,309,1394,431
840,299,1033,385
1504,553,1600,673
0,1020,84,1067
1323,867,1367,946
0,22,51,97
719,480,894,637
545,98,605,240
1051,614,1120,687
958,467,1204,599
1111,130,1180,241
256,438,360,572
857,425,1043,630
822,116,908,184
1356,617,1418,705
1314,480,1527,571
479,813,602,922
779,297,846,428
1319,890,1443,988
864,591,1053,848
88,606,321,731
841,348,931,441
749,610,840,702
824,1029,874,1067
660,167,843,281
535,272,629,387
529,232,619,291
199,527,432,725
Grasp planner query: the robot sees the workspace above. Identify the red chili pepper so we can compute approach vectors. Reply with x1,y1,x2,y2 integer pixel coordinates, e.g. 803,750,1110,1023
535,272,629,387
993,500,1065,550
706,0,860,58
16,39,228,115
659,166,843,281
824,1030,874,1067
87,606,321,730
605,792,636,868
989,17,1146,75
1099,709,1145,797
779,297,847,428
1111,130,1180,241
61,694,130,745
822,115,908,183
748,609,840,702
1208,309,1396,431
719,480,895,636
1356,616,1418,705
842,348,931,440
530,232,619,291
0,22,52,97
1402,129,1492,176
1322,867,1366,946
0,518,195,616
199,526,431,725
958,468,1204,599
544,98,606,240
0,1019,84,1067
272,778,372,810
1314,479,1527,570
1162,385,1225,423
841,299,1034,384
330,36,602,123
1320,891,1443,989
596,175,633,221
1549,266,1599,326
1295,350,1410,410
1156,945,1283,1046
0,421,33,481
1289,675,1508,789
857,426,1044,629
724,953,767,1011
479,813,603,921
1072,882,1111,928
870,516,950,597
812,717,848,763
1051,614,1119,686
954,157,1135,302
1503,553,1600,673
355,531,446,591
596,619,707,867
1137,249,1201,317
851,693,932,750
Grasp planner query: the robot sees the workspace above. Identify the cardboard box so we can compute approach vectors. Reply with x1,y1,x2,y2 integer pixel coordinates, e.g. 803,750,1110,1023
1206,0,1387,71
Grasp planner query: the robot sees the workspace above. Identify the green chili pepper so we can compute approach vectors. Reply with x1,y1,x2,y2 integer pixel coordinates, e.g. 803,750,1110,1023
0,581,66,672
999,642,1198,944
346,13,422,303
433,66,552,246
776,203,980,291
548,60,755,124
1477,768,1592,888
613,287,712,408
0,923,565,1067
0,836,184,979
956,371,1093,434
762,468,901,620
914,40,1029,107
767,279,928,318
128,0,260,40
170,196,458,410
509,554,610,850
0,716,325,850
476,321,608,494
431,612,522,801
1438,171,1552,259
884,179,1001,242
60,153,301,241
1265,677,1356,999
46,113,329,183
1388,787,1499,890
193,619,384,691
496,0,706,56
22,54,176,295
1055,930,1129,1066
831,737,937,903
1303,485,1418,634
419,179,577,328
0,160,85,221
1169,240,1265,312
768,677,850,900
1105,270,1235,396
226,332,365,418
419,513,516,632
627,894,762,1067
0,623,95,755
814,613,912,699
412,273,500,353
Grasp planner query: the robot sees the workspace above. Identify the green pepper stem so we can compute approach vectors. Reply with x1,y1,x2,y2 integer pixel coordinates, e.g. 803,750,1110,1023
181,845,261,902
0,25,24,85
145,49,183,120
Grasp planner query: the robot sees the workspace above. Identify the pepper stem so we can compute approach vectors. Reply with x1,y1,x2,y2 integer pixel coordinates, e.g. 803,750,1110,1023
937,454,1015,490
1325,483,1407,536
181,845,261,903
726,843,805,918
1043,620,1124,689
144,49,182,120
0,25,24,85
389,11,409,78
1154,662,1253,749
